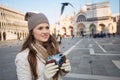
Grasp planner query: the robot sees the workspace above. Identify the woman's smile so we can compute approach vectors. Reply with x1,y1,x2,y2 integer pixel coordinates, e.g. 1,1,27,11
42,33,49,39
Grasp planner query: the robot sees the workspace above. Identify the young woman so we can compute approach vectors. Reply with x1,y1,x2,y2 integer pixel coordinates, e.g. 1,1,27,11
15,12,71,80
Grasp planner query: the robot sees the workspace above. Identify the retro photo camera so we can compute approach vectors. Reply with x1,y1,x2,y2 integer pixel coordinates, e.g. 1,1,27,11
46,53,66,67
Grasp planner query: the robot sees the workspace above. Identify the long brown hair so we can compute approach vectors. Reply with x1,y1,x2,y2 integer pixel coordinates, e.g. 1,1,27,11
21,30,60,80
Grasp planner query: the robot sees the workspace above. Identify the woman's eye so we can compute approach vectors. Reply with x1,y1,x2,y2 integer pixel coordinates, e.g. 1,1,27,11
46,26,49,29
38,27,43,30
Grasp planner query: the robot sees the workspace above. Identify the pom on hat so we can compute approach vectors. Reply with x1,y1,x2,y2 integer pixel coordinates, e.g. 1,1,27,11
25,12,49,31
25,12,36,21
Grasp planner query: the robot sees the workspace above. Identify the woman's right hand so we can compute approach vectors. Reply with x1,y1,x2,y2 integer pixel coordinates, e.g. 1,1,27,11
44,63,59,80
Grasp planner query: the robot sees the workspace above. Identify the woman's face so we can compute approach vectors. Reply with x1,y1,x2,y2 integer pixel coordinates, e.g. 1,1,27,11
33,23,50,43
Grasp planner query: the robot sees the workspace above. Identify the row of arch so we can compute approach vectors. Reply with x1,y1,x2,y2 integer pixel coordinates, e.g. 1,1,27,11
60,26,74,36
0,31,28,41
76,23,114,36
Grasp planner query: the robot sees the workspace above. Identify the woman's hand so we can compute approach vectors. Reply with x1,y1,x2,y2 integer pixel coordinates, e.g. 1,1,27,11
44,63,59,80
60,59,71,72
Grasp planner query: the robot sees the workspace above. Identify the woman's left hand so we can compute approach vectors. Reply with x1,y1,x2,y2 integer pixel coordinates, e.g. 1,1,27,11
60,59,71,72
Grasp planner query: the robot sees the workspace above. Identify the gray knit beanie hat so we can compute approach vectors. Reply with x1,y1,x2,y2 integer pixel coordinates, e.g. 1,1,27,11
25,12,49,31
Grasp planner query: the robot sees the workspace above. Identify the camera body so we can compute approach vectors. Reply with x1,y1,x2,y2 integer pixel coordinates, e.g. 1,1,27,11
46,53,66,67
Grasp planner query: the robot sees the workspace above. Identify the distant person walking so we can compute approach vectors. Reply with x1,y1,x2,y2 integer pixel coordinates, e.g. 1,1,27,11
57,34,62,44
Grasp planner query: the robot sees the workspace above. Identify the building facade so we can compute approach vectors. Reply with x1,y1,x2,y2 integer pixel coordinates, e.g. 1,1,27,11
59,15,74,37
0,4,28,41
114,14,120,34
74,1,118,37
57,1,119,37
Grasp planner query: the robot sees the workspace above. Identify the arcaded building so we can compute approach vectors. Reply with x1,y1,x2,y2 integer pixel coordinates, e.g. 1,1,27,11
58,1,119,37
59,15,74,36
74,1,117,36
0,4,28,41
